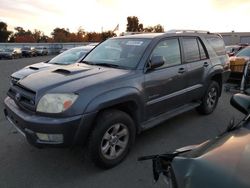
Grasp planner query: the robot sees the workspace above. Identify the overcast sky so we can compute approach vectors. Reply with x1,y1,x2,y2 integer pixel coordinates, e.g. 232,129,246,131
0,0,250,35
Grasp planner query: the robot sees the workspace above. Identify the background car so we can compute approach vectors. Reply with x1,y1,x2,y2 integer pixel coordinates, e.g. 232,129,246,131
59,47,71,54
0,48,22,59
11,45,95,84
226,45,244,56
21,46,37,57
229,46,250,73
35,46,48,56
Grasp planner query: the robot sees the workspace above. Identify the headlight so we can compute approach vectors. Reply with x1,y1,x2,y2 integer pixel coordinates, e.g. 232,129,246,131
37,93,78,113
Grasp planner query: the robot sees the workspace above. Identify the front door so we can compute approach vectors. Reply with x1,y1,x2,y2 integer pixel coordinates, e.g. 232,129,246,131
143,38,188,119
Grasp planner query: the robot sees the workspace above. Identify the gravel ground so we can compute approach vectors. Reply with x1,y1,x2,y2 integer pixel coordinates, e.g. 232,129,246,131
0,56,244,188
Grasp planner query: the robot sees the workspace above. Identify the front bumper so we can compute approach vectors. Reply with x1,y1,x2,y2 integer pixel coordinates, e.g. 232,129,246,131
4,96,95,147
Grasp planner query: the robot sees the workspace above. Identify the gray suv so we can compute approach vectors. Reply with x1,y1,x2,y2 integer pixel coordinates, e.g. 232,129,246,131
4,30,230,168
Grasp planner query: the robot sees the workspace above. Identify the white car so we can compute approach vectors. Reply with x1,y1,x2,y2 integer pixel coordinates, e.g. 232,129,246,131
11,45,95,84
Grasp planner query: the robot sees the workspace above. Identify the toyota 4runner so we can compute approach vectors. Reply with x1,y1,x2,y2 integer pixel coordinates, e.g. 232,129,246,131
4,30,230,168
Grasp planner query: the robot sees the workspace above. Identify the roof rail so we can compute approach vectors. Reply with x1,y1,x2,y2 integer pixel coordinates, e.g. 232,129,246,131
166,29,210,34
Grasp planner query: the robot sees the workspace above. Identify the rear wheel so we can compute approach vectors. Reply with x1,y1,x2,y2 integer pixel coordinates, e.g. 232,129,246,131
196,81,220,115
88,109,136,169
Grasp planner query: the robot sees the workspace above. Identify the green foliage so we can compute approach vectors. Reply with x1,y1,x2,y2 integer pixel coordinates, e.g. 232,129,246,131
126,16,164,33
126,16,144,32
0,22,12,42
143,24,164,33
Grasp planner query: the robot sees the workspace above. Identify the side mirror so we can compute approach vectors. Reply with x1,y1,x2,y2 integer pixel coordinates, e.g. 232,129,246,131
230,93,250,115
148,56,165,70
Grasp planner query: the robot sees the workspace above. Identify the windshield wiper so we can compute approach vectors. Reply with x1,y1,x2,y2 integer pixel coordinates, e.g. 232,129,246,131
94,63,120,68
81,60,94,65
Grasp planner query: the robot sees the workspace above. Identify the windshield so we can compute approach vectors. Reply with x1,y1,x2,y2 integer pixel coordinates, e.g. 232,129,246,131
48,47,89,65
83,38,151,69
236,47,250,57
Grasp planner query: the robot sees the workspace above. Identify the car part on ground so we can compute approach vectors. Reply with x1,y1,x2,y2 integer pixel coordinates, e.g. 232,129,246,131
4,30,230,168
139,93,250,188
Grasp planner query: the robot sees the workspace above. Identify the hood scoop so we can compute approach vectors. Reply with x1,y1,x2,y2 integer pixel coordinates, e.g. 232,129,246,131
53,67,91,75
29,66,39,70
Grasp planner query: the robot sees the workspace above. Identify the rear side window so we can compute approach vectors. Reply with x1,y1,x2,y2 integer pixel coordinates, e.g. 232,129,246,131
182,38,200,62
205,36,226,56
198,39,207,60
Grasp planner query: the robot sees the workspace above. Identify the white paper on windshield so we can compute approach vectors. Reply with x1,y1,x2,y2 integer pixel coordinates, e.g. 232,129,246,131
126,41,143,46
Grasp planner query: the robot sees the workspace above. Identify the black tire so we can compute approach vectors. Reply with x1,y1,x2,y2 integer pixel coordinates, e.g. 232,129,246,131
196,81,220,115
88,109,136,169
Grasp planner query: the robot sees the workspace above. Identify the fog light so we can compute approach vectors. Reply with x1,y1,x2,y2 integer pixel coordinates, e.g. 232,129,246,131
36,133,63,143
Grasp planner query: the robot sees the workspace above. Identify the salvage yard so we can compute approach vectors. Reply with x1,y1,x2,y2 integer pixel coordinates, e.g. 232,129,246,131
0,56,243,188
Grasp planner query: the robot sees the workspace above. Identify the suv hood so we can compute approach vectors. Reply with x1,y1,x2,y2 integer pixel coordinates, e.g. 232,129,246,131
11,62,59,80
18,64,131,94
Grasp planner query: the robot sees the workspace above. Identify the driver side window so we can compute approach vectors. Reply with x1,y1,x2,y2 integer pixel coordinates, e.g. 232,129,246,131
151,38,181,68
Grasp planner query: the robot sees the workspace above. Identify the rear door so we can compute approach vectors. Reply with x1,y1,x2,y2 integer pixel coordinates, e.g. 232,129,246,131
144,37,189,119
180,37,210,101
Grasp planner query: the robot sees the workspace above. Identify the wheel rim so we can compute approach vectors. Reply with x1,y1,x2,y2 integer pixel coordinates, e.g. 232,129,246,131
206,87,217,109
101,123,129,160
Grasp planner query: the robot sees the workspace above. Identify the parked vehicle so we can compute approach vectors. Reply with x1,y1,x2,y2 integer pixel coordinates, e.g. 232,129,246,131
35,46,48,56
21,46,37,57
226,45,244,56
227,46,250,87
4,31,230,169
0,48,22,59
11,45,95,84
139,93,250,188
59,47,70,54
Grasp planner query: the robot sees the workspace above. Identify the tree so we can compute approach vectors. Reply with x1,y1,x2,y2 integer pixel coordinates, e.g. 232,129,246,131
9,27,36,42
126,16,144,32
153,24,164,32
32,29,49,42
51,28,70,42
83,32,102,42
143,24,164,33
101,31,116,41
0,22,12,42
143,26,154,32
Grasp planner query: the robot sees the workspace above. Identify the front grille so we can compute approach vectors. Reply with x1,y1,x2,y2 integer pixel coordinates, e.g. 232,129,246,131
7,84,36,112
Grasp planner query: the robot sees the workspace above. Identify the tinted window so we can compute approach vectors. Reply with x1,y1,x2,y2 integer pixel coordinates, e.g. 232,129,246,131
183,38,200,62
198,39,207,60
206,36,226,56
151,38,181,68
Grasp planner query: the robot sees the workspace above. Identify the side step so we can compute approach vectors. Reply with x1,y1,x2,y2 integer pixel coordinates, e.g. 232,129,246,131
141,102,201,131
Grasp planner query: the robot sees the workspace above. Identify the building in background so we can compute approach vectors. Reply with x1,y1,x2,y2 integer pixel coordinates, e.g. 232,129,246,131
220,32,250,45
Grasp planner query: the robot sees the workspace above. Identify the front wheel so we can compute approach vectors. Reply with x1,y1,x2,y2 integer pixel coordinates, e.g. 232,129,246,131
196,81,220,115
88,109,136,169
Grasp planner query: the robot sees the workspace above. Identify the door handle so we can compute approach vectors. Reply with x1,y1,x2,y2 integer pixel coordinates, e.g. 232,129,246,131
204,62,209,67
178,67,186,74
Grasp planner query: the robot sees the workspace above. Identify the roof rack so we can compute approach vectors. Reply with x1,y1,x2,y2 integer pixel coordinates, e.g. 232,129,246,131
166,29,210,34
